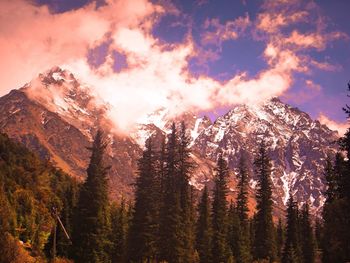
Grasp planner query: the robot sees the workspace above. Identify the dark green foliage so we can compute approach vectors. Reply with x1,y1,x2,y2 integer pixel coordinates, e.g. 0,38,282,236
249,216,256,258
0,185,14,263
227,202,241,263
227,202,252,263
0,133,78,259
253,140,277,262
322,198,349,263
235,154,252,263
212,154,231,262
111,199,129,263
159,123,184,262
314,218,322,250
72,130,112,263
178,122,197,262
322,153,350,263
128,139,160,262
158,122,196,263
45,169,79,259
236,154,250,226
276,218,284,261
324,155,338,203
300,203,314,263
196,186,213,263
322,149,350,262
282,195,301,263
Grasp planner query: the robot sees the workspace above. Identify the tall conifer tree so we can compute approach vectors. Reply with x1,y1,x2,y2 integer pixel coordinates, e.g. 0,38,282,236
227,202,241,263
128,139,160,262
253,140,276,262
276,218,284,262
212,154,231,262
300,203,314,263
159,123,184,262
73,130,111,263
322,151,350,262
282,195,301,263
235,154,252,263
111,199,129,263
237,154,250,225
178,122,196,262
196,186,213,263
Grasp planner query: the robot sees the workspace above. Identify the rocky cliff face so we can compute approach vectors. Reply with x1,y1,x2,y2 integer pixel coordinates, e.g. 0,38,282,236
0,68,141,199
190,99,339,214
0,67,340,214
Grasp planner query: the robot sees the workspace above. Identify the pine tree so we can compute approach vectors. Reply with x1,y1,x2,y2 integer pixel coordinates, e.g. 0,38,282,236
196,186,213,263
324,155,337,203
253,140,277,262
300,203,314,263
0,185,12,262
282,195,301,263
236,154,250,226
314,218,322,250
249,215,256,258
178,122,196,262
322,151,350,262
276,218,284,262
159,123,184,262
212,154,231,262
333,152,347,199
322,153,350,263
72,130,111,263
338,83,350,259
111,199,129,263
227,202,241,263
127,138,160,262
235,154,252,263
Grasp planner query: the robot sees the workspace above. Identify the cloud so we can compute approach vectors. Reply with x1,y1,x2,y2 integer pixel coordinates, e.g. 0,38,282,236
310,60,342,72
255,0,348,77
0,0,348,133
201,14,250,47
318,113,348,136
284,30,348,51
0,0,163,92
256,11,308,34
305,79,321,92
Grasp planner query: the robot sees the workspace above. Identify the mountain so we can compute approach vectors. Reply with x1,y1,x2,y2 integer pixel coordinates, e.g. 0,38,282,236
0,67,340,214
0,67,141,199
191,99,339,214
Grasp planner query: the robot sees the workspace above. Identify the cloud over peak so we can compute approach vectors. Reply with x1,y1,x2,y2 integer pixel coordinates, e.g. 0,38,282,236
0,0,348,132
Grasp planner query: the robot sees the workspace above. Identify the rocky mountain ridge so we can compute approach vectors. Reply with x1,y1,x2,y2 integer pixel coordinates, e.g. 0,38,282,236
0,67,340,214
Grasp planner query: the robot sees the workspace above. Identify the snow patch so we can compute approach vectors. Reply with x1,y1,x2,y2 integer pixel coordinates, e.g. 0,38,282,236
190,117,202,143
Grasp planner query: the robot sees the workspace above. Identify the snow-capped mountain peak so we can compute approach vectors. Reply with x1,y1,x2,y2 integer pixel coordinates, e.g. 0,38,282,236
192,99,338,214
22,66,107,139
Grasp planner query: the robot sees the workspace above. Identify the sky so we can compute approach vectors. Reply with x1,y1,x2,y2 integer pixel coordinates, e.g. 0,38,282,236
0,0,349,134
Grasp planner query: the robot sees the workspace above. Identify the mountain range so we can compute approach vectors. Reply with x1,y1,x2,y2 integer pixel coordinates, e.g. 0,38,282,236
0,67,340,215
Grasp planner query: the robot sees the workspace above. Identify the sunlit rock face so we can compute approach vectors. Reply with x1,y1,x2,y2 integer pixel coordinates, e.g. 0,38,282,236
191,98,338,215
0,67,339,215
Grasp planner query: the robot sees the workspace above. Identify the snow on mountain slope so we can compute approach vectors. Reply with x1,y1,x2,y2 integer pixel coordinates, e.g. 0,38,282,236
192,98,339,214
23,66,108,140
0,67,340,215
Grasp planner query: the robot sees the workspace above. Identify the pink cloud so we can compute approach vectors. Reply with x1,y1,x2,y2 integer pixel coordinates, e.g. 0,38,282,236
256,11,308,34
201,14,250,47
305,80,321,92
318,113,348,136
0,0,348,134
310,60,342,72
0,0,163,93
284,30,348,51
